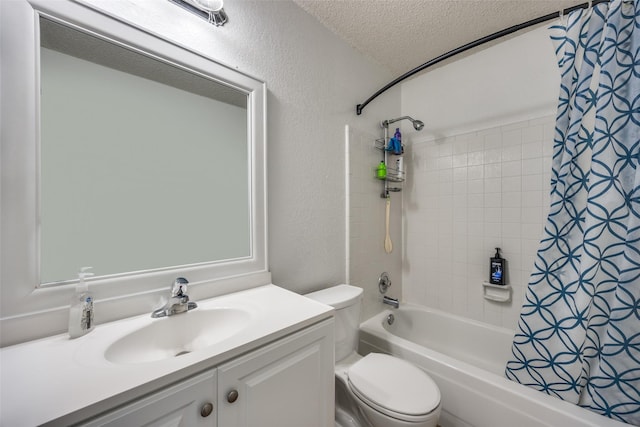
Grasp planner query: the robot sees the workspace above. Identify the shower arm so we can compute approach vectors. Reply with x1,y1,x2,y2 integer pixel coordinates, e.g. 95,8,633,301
382,116,411,128
382,116,424,131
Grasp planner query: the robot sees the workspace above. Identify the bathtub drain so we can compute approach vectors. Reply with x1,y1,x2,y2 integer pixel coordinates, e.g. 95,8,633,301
387,314,395,325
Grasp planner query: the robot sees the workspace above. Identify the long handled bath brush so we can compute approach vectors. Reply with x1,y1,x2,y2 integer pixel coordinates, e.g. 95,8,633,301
384,196,393,253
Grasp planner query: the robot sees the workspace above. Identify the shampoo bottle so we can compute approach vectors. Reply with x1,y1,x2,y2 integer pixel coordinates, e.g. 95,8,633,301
395,157,404,178
394,128,403,154
69,267,95,338
489,248,505,285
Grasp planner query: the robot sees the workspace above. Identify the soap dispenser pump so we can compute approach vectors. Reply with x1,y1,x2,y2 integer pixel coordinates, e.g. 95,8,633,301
68,267,95,339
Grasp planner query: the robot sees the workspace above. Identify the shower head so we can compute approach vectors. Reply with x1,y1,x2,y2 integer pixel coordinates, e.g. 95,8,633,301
381,116,425,131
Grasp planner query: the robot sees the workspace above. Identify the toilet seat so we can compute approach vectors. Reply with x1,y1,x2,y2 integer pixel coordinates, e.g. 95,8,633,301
347,353,440,422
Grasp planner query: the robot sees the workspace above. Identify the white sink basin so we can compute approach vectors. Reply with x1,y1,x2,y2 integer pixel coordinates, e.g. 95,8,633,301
105,308,251,364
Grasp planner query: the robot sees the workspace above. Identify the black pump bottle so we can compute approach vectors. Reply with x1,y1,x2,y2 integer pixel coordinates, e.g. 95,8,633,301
490,247,506,285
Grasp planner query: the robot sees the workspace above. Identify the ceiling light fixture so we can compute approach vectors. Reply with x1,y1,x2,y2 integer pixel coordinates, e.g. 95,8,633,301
169,0,228,27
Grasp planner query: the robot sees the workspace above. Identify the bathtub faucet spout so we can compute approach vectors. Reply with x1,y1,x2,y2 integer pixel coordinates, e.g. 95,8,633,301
383,296,399,309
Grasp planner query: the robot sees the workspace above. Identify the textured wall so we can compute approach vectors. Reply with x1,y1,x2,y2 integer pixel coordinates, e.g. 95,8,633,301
81,0,400,295
400,23,560,331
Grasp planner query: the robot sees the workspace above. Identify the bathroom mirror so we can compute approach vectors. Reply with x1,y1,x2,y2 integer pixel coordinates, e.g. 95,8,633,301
1,0,267,338
39,16,250,284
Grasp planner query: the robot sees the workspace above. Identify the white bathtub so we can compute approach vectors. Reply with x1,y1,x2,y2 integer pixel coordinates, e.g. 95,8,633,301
359,305,630,427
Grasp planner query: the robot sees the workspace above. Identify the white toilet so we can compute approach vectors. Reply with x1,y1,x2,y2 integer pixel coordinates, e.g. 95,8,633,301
306,284,441,427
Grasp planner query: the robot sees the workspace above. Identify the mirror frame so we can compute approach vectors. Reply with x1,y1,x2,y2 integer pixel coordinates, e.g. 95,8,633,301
0,0,268,346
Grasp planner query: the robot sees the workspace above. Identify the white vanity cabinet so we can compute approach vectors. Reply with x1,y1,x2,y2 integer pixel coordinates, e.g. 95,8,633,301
82,370,217,427
217,319,334,427
80,319,334,427
0,285,335,426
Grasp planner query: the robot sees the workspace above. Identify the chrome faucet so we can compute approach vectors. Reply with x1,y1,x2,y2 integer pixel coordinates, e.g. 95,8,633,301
151,277,198,318
383,295,399,309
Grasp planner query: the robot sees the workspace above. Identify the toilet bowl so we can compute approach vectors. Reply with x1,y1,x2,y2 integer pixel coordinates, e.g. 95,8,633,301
339,352,441,427
306,285,441,427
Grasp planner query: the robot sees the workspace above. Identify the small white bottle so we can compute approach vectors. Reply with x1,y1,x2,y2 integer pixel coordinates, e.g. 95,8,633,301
395,157,404,179
68,267,95,339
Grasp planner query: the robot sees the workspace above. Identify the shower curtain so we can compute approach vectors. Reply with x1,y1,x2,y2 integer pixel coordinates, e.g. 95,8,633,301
505,0,640,424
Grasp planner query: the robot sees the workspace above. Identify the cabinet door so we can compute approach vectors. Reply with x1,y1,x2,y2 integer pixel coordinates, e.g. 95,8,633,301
82,370,217,427
217,319,334,427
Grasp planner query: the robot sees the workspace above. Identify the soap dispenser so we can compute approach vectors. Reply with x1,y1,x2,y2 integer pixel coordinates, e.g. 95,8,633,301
68,267,95,339
489,248,506,285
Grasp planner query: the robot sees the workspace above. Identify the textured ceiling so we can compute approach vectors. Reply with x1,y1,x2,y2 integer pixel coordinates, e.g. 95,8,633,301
294,0,580,76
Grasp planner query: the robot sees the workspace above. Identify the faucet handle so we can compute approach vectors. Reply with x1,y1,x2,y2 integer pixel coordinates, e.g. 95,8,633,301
171,277,189,297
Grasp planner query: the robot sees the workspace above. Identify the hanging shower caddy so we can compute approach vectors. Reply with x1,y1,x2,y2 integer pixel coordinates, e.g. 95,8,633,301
376,116,424,198
375,136,404,198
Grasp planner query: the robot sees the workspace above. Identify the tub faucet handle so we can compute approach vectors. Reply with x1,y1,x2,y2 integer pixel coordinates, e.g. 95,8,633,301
379,272,392,294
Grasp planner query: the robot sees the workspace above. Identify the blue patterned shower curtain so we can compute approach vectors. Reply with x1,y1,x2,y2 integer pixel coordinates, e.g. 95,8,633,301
505,1,640,424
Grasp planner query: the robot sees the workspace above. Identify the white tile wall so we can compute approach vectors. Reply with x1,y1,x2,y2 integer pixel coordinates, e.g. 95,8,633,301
402,115,555,331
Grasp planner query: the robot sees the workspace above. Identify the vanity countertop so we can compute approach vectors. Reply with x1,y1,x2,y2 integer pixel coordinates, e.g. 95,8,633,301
0,284,333,426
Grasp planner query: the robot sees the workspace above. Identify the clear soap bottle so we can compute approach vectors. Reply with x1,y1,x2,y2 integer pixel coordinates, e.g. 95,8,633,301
68,267,95,339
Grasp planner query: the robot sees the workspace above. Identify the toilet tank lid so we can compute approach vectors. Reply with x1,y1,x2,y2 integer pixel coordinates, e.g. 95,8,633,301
305,284,363,310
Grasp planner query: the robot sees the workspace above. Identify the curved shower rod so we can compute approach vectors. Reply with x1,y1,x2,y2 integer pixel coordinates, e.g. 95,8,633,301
355,0,610,116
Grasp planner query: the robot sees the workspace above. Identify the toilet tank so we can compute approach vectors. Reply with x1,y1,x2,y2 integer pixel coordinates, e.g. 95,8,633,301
305,284,363,362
